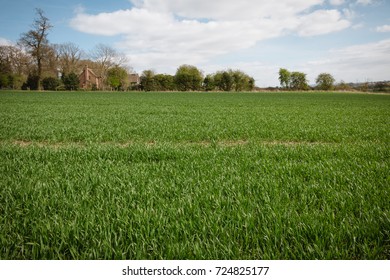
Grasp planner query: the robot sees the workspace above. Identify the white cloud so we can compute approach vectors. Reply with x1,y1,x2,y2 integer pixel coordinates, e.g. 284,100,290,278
306,39,390,83
295,9,350,36
130,0,324,21
329,0,345,5
70,1,351,74
71,8,173,36
356,0,373,5
342,8,357,20
376,24,390,32
73,4,85,15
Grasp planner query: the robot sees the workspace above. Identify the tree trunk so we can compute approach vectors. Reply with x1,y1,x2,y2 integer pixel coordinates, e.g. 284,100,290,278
37,57,42,91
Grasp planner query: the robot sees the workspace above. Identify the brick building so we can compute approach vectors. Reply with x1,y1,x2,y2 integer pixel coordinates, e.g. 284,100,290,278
79,65,101,90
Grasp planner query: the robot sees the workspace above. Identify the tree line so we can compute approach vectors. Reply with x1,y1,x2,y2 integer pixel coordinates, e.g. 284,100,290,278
278,68,390,92
138,66,255,92
278,68,336,91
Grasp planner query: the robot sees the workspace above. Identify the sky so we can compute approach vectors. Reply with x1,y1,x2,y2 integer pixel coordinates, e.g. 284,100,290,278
0,0,389,86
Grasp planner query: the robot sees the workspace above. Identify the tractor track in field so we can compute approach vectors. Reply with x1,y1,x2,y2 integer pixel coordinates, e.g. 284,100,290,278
2,139,339,149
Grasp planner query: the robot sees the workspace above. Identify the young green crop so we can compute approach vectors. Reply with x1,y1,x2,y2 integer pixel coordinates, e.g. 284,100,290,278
0,91,389,259
0,91,388,144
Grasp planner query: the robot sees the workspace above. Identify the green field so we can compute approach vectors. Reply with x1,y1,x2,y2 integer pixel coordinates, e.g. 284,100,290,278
0,91,389,259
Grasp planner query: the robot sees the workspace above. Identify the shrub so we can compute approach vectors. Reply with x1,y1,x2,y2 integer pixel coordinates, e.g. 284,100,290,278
63,72,79,91
22,74,39,90
42,77,60,91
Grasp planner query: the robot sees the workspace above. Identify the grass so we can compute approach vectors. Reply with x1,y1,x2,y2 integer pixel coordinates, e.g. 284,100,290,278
0,91,389,259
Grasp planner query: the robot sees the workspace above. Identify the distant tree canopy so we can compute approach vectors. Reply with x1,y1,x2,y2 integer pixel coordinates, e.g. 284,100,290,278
154,74,175,91
107,66,128,90
140,72,176,91
138,67,255,92
140,70,156,92
174,65,204,91
278,68,309,91
203,74,215,91
22,73,39,90
290,71,309,91
42,76,60,90
316,73,335,90
205,70,255,92
62,72,79,91
279,68,291,89
214,71,234,91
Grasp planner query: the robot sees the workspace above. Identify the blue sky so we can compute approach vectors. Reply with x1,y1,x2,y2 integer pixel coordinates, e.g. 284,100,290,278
0,0,389,86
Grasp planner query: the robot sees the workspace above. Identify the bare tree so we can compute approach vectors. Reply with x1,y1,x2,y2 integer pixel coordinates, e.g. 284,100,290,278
90,44,129,89
56,42,82,75
19,8,52,90
0,45,31,76
1,44,33,89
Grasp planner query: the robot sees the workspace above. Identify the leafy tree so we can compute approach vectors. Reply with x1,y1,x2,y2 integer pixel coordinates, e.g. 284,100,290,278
174,65,203,91
221,71,234,91
248,77,255,91
231,70,255,91
213,71,233,91
0,73,12,89
316,73,335,91
279,68,291,89
140,70,156,91
154,74,175,91
212,72,222,91
206,70,255,92
232,70,245,91
19,8,52,90
203,74,216,91
107,66,128,90
42,76,60,90
62,72,79,91
0,49,12,88
290,71,309,90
